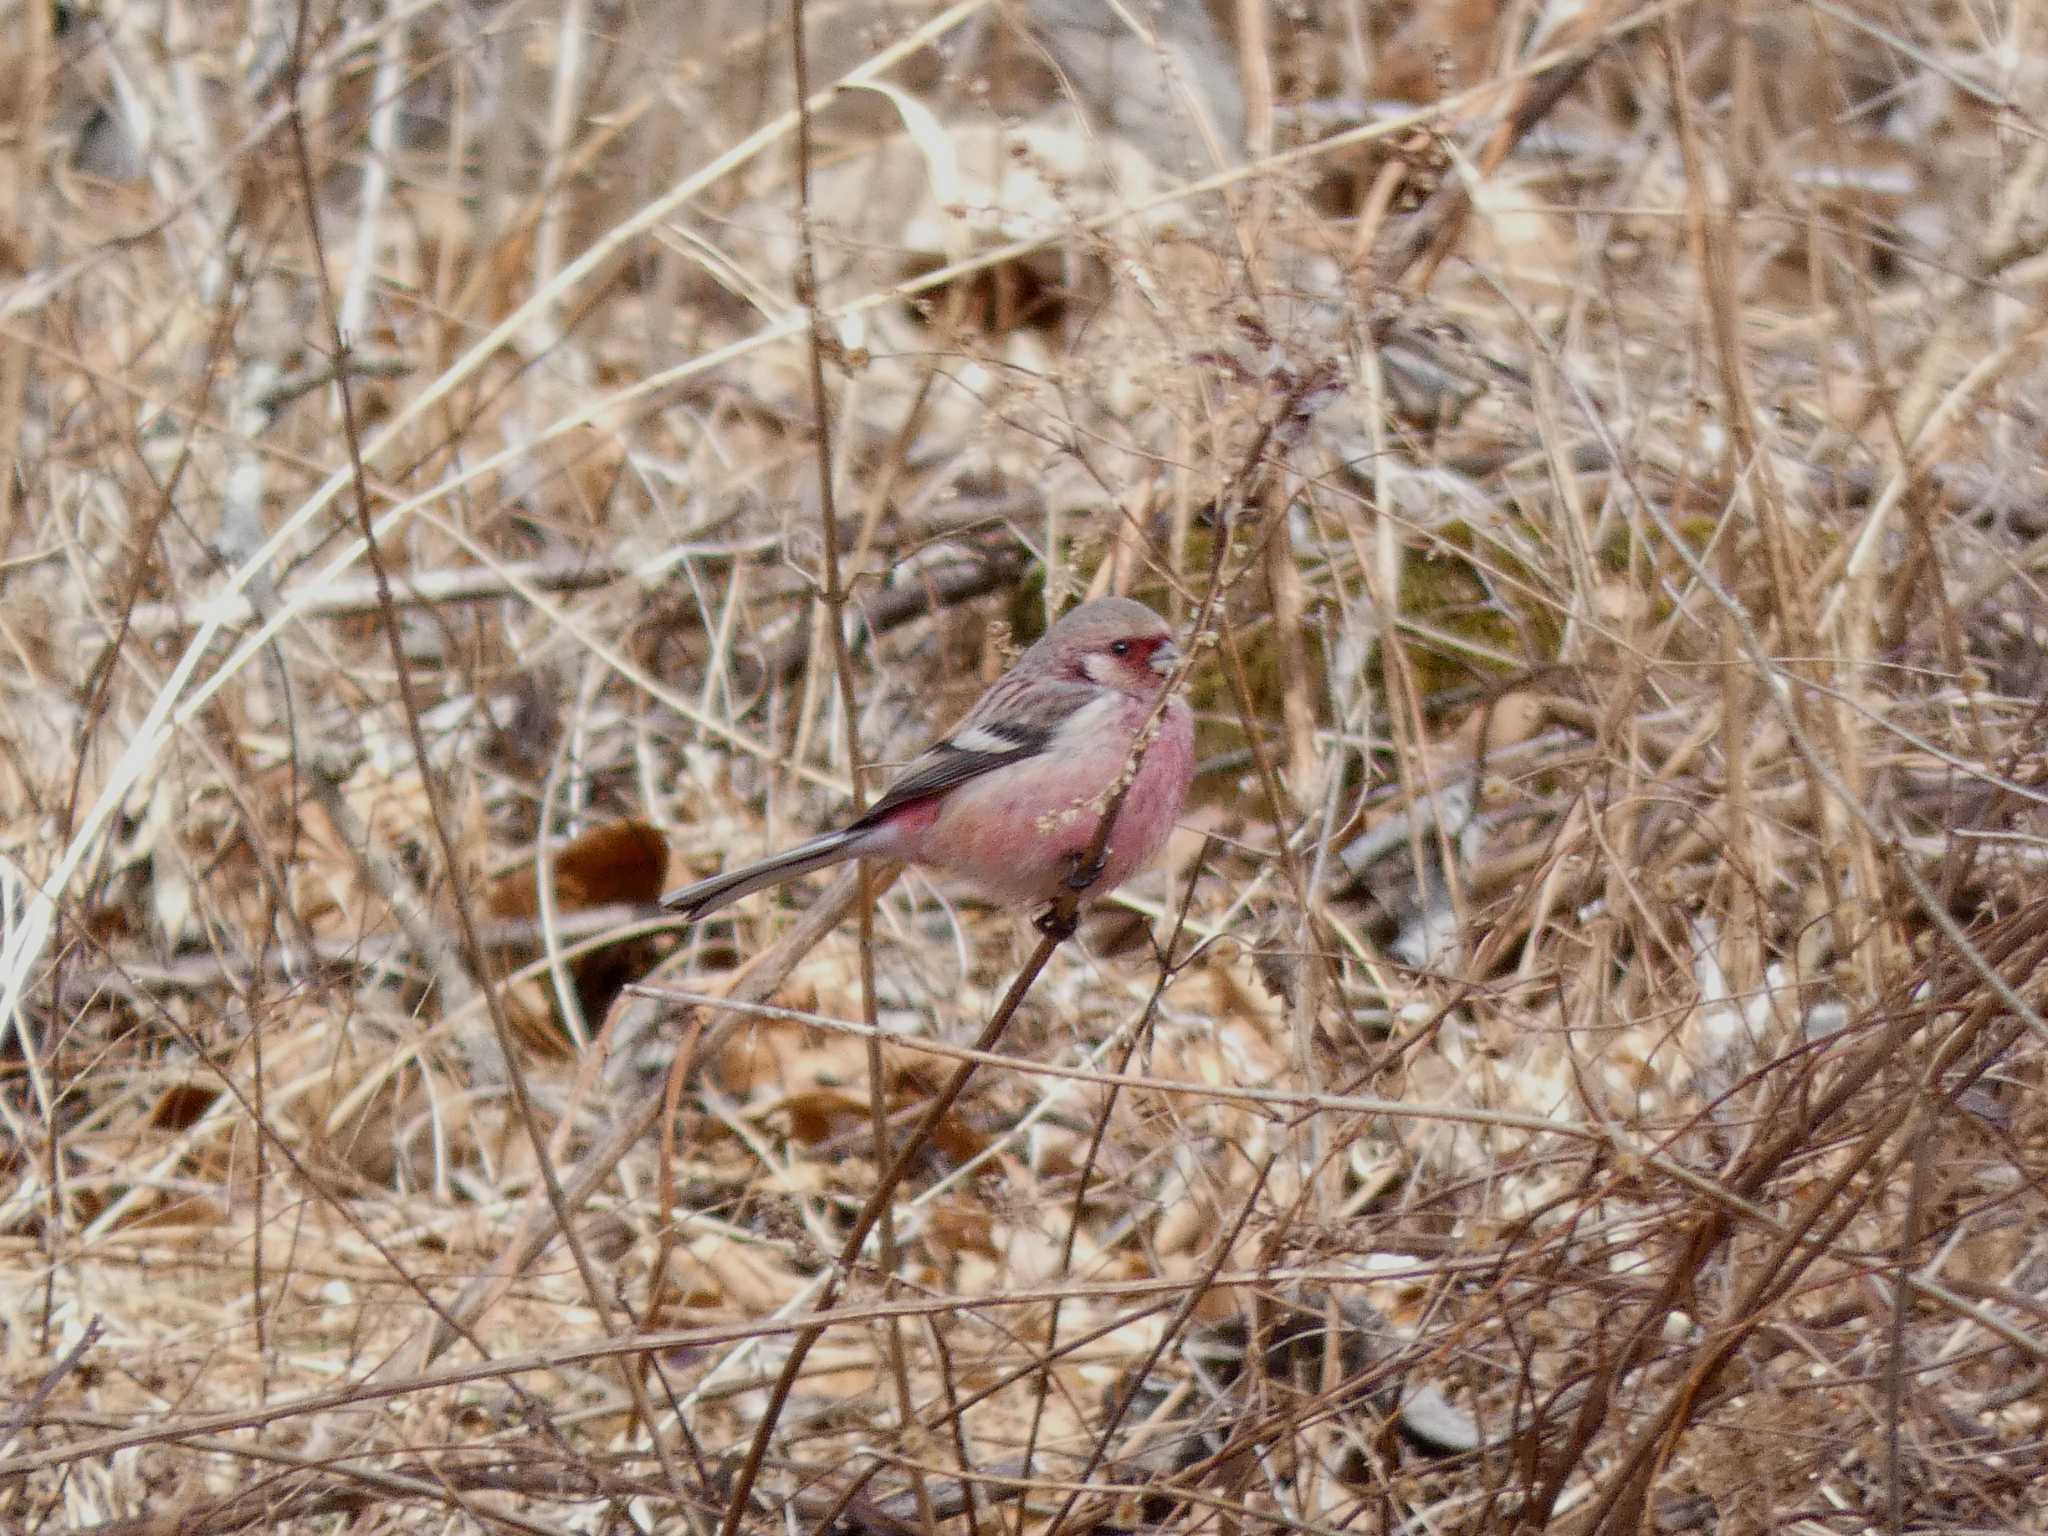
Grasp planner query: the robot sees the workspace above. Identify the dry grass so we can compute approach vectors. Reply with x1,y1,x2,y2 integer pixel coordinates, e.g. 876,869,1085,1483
5,0,2048,1531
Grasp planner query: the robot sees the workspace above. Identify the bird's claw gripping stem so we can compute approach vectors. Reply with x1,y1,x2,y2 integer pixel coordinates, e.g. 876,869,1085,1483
1063,851,1106,894
1034,904,1080,941
1032,851,1104,939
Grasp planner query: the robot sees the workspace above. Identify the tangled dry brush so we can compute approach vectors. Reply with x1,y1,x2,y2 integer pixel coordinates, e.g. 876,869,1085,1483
4,0,2048,1531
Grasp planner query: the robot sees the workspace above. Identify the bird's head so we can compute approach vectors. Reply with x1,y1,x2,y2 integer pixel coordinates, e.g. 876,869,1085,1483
1039,596,1183,698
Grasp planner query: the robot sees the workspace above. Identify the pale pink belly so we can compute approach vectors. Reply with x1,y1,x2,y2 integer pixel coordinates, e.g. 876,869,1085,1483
883,698,1194,907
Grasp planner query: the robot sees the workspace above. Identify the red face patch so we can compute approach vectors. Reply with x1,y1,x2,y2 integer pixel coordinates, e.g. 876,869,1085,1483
1117,634,1166,668
1070,629,1172,689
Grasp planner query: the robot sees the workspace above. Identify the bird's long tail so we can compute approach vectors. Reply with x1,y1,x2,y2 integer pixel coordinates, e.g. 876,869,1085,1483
660,828,866,921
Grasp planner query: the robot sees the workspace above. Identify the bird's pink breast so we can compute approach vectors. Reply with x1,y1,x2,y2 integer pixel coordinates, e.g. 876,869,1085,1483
882,695,1194,908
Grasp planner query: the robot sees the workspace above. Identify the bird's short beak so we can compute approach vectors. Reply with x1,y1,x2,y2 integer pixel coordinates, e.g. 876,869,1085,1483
1150,640,1182,676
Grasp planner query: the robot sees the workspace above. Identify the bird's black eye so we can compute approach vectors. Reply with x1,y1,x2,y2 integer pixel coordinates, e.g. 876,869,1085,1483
1109,640,1132,657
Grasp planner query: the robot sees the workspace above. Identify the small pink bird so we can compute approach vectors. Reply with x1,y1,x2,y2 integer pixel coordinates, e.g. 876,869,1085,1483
663,596,1195,924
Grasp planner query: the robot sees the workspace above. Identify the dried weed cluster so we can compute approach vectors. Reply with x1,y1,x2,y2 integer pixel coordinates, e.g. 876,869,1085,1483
4,1,2048,1532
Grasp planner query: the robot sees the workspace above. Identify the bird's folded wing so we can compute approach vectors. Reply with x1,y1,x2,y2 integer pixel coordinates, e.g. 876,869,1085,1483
852,715,1052,826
